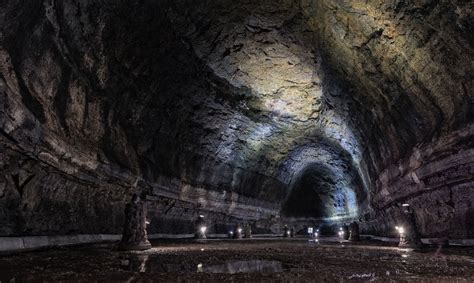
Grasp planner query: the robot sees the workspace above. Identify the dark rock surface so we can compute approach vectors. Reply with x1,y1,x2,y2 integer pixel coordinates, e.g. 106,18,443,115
302,0,474,238
119,194,151,251
0,0,472,239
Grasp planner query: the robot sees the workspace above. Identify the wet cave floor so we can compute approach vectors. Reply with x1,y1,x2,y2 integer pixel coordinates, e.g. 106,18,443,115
1,238,474,282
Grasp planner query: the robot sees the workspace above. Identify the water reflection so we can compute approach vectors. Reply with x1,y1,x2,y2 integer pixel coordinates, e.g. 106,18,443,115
120,256,283,274
199,260,283,274
120,255,149,273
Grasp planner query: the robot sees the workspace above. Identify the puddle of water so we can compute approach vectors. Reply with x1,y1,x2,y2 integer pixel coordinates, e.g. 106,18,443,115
120,256,283,274
199,260,283,274
347,272,375,280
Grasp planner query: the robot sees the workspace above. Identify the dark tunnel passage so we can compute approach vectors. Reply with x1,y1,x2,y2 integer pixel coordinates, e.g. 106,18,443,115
0,0,474,280
282,165,336,219
281,163,361,220
0,0,473,257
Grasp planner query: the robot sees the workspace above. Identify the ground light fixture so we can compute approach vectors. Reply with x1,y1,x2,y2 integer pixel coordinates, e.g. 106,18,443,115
200,226,207,234
395,226,405,234
338,228,345,238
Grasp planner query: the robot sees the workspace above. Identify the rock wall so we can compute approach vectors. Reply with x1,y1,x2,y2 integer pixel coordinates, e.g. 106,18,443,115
0,143,130,235
0,0,283,236
0,0,472,238
363,126,474,238
301,0,474,237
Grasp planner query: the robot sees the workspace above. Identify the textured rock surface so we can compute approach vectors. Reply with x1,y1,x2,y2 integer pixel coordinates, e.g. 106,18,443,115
119,196,151,250
301,0,474,237
0,0,472,238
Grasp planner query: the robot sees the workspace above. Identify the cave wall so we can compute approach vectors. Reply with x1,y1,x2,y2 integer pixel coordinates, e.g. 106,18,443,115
301,0,474,237
0,143,130,235
2,0,312,236
165,0,371,219
363,126,474,238
0,0,361,236
0,0,280,235
0,0,472,238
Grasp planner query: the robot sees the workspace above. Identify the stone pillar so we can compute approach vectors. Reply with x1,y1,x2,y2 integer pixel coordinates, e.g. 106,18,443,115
119,194,151,251
244,223,252,239
349,221,360,242
398,206,422,248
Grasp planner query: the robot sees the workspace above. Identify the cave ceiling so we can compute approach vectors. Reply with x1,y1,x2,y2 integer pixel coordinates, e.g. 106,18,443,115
1,0,472,227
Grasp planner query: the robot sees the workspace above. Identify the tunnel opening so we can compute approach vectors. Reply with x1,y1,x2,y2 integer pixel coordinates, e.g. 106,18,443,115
281,163,359,220
281,171,328,218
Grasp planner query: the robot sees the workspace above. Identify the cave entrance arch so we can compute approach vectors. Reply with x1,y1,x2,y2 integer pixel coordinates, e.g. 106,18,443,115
281,164,359,220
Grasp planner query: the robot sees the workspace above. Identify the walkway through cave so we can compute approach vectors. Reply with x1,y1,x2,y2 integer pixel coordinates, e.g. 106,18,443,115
0,0,473,280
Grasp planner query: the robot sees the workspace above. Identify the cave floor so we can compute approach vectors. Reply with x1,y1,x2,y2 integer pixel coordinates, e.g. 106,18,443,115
1,238,474,282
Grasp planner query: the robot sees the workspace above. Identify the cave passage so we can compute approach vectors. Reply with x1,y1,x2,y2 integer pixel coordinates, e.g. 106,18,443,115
282,164,359,220
0,0,473,280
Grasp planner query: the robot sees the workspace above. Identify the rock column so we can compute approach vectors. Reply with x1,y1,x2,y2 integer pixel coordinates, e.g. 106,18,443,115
244,223,252,239
349,221,360,241
119,194,151,251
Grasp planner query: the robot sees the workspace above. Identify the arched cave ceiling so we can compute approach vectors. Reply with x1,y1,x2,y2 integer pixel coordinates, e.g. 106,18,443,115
0,0,473,236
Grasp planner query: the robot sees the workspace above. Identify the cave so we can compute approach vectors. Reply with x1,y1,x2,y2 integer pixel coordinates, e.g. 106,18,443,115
0,0,473,281
282,164,333,219
282,163,362,220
